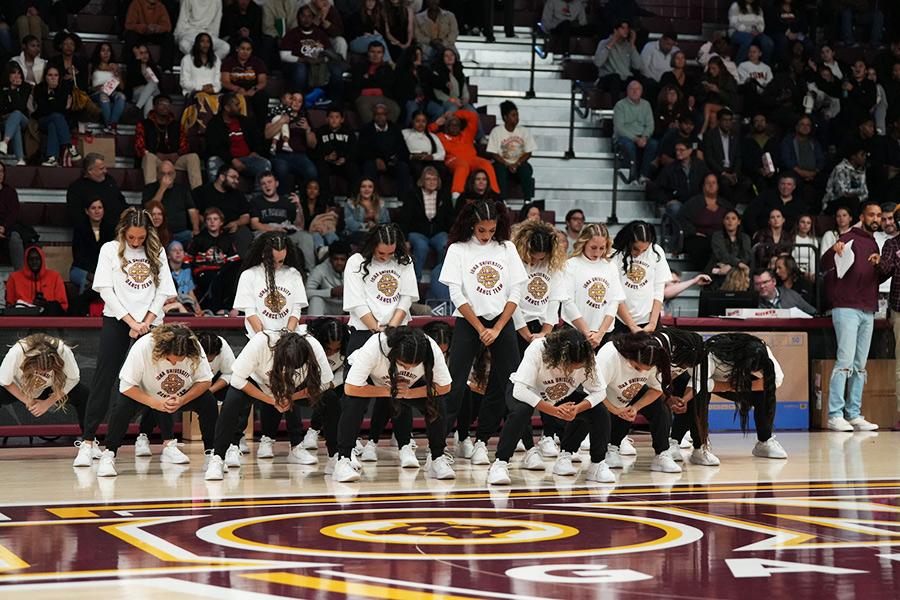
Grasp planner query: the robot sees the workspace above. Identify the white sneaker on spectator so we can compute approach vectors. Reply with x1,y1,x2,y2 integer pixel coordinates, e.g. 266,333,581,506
205,455,225,480
585,461,616,483
257,435,275,458
605,445,624,468
225,444,243,468
752,437,788,459
827,417,854,432
487,460,511,485
689,445,721,466
668,438,683,461
523,447,545,470
552,451,577,476
426,455,456,480
161,440,190,464
399,443,420,468
849,417,878,431
73,441,95,467
134,433,152,457
537,436,560,457
650,451,682,473
302,428,319,450
288,444,318,465
470,440,490,465
97,450,117,477
455,437,475,459
619,436,637,455
360,440,378,462
332,457,361,482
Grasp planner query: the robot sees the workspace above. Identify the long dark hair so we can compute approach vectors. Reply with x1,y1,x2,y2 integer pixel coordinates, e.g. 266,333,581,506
447,199,511,245
382,326,439,422
267,331,324,408
613,220,663,274
611,332,673,395
355,223,412,279
422,320,453,349
90,41,118,67
654,327,708,438
542,328,597,381
196,331,223,358
308,317,349,358
191,33,217,68
243,232,304,311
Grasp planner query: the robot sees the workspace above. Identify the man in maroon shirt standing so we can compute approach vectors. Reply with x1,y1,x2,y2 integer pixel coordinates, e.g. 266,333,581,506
821,200,883,432
877,205,900,430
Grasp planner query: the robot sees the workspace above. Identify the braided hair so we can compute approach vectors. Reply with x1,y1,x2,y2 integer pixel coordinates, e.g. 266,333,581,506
267,331,324,408
422,320,453,354
447,199,512,244
356,223,412,279
196,331,223,358
16,334,71,408
150,323,203,370
654,327,708,440
308,317,350,358
243,232,304,313
115,207,163,287
571,223,613,259
611,332,672,396
382,326,440,422
541,327,596,381
612,220,663,275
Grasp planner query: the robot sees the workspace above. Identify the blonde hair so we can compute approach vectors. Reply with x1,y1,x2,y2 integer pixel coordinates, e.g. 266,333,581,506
17,334,69,408
571,223,612,259
511,219,566,273
116,207,163,287
150,323,203,370
720,263,750,292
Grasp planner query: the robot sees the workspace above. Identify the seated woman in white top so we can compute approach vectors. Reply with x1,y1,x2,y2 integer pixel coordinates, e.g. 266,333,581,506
89,42,127,133
403,109,447,181
179,33,223,97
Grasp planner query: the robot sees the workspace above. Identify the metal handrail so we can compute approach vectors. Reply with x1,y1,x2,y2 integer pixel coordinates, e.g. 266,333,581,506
526,22,548,99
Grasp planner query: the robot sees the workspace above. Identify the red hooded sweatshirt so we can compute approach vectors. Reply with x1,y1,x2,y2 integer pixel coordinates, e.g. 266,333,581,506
5,246,69,312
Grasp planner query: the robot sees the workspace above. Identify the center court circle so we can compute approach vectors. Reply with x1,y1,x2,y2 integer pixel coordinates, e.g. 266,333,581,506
320,517,578,545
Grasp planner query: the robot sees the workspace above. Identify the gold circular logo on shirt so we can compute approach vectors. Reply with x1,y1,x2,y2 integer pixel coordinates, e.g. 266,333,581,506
545,382,570,402
476,265,501,289
626,265,647,285
587,281,607,304
377,273,399,298
161,373,185,395
528,275,548,300
128,261,151,284
622,382,644,401
264,290,287,314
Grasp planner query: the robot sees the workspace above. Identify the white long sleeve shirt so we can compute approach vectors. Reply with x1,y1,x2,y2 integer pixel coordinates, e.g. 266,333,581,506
737,60,773,87
345,332,452,389
439,239,528,319
707,345,784,391
0,339,79,397
640,40,679,83
230,329,333,398
92,242,175,326
179,54,222,95
513,262,566,330
342,253,418,331
118,333,213,398
595,342,663,409
402,128,446,161
615,244,672,326
510,337,605,407
728,3,766,34
561,255,625,331
233,265,308,337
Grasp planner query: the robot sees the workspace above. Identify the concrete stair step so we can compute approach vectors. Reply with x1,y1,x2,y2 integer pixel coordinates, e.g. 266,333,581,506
469,76,572,94
533,136,612,152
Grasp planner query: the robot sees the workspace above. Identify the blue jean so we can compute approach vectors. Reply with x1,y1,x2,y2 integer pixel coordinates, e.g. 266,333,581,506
172,229,193,246
133,83,160,118
271,151,317,194
350,33,392,63
91,90,126,126
207,155,272,188
404,99,444,125
616,135,659,180
829,307,874,419
287,62,346,105
313,231,339,249
428,260,450,302
731,31,774,64
70,266,90,294
408,231,448,281
39,112,71,158
841,8,884,46
3,110,28,159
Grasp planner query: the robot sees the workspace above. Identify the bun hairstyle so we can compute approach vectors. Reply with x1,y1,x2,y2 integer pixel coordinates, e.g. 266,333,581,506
357,223,412,278
17,334,70,408
541,327,596,381
382,326,439,422
447,199,511,244
571,222,613,260
611,332,672,395
512,219,566,273
267,331,324,408
243,232,304,312
150,323,203,370
116,207,163,287
308,317,350,357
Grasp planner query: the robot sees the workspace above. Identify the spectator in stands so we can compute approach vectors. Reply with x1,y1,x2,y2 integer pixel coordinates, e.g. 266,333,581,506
146,199,172,246
741,113,778,194
123,0,175,71
613,79,656,184
384,0,414,60
593,19,643,102
310,108,360,198
310,0,349,59
144,160,200,245
540,0,589,60
135,95,203,190
174,0,230,59
650,140,709,214
824,144,869,216
703,108,749,204
727,0,774,63
754,207,794,267
0,163,24,270
767,0,814,67
431,48,477,120
398,46,442,124
164,240,202,315
206,93,270,186
708,209,751,278
265,92,318,195
125,43,161,118
454,168,499,211
399,165,454,280
48,31,88,92
249,171,317,272
280,5,345,106
220,0,263,49
352,40,401,123
5,246,67,315
736,43,774,119
70,197,114,294
640,31,678,96
840,0,884,48
792,213,818,274
430,109,498,199
300,179,339,252
774,253,813,304
562,208,584,253
657,113,700,167
676,174,733,269
89,42,126,134
653,85,687,140
843,59,877,125
33,65,78,168
697,57,738,137
403,109,447,181
360,102,412,195
342,177,390,243
867,66,888,137
10,4,48,48
188,206,240,313
66,154,124,227
752,267,815,314
179,32,222,98
821,205,854,256
11,35,45,87
262,0,298,48
750,172,809,233
0,63,31,165
306,240,350,316
487,100,536,203
780,115,825,206
659,51,698,115
349,0,393,62
220,38,269,125
414,0,459,61
876,205,900,430
192,165,253,255
822,200,882,432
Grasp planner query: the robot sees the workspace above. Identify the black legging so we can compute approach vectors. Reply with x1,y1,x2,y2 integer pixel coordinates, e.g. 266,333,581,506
83,317,135,440
670,371,703,450
309,383,341,431
516,320,562,440
0,382,89,433
495,383,575,463
104,390,218,454
716,390,775,442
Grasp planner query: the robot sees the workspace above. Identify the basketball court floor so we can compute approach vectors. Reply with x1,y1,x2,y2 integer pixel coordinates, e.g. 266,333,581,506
0,431,897,599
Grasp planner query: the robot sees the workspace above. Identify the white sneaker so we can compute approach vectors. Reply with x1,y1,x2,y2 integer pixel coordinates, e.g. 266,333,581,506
161,440,190,464
426,455,456,480
205,455,225,480
515,439,526,452
667,438,683,461
455,437,475,459
523,446,545,470
302,428,319,450
570,450,583,462
689,445,721,466
487,460,511,485
0,140,7,154
537,436,560,458
225,444,243,468
350,451,361,469
552,451,577,476
324,454,338,475
97,450,117,477
848,417,878,431
288,444,318,465
355,438,365,453
605,445,624,468
827,416,854,432
360,440,378,462
680,432,693,449
619,436,637,455
470,440,490,465
752,437,788,459
134,433,152,457
73,441,95,467
332,457,361,482
15,159,26,166
238,435,250,454
580,437,591,451
257,435,275,458
398,443,420,468
585,461,616,483
650,451,682,473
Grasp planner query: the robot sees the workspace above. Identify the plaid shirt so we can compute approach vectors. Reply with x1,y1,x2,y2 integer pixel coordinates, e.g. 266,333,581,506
879,235,900,311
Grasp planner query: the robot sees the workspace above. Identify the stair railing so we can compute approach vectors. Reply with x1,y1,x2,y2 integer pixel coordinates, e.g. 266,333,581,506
527,22,548,99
